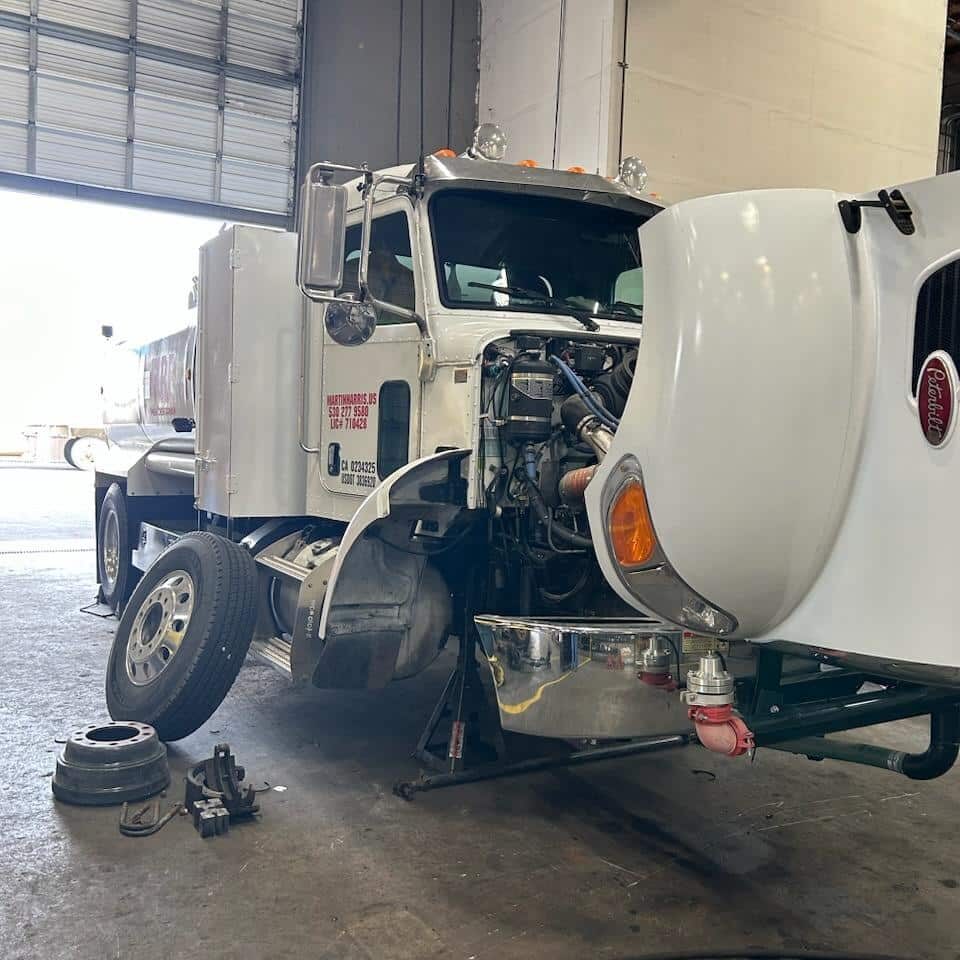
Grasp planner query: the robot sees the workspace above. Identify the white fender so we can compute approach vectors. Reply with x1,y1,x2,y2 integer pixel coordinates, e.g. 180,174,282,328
319,447,471,639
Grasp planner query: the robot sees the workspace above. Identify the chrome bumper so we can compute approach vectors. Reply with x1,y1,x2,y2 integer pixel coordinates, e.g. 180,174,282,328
474,615,691,740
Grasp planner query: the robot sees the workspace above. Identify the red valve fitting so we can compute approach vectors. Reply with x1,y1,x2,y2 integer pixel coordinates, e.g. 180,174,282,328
688,703,754,757
640,670,677,691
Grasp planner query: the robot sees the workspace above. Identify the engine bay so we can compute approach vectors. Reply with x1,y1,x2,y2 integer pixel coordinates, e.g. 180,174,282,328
478,333,639,618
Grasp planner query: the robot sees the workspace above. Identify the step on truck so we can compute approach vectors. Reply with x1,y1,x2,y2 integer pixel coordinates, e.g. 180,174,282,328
95,123,960,779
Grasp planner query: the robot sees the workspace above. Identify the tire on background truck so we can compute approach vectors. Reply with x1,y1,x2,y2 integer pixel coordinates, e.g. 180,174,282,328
105,532,258,741
63,437,79,468
65,435,108,470
97,483,140,613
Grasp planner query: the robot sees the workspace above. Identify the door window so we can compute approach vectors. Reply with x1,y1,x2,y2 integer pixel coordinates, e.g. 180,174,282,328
342,211,416,325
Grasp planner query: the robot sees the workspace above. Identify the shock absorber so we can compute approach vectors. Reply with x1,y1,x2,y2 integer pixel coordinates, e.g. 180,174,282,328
682,652,754,757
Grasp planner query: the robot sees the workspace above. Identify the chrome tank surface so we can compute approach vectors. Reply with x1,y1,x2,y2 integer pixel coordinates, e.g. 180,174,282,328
475,616,691,739
102,324,196,451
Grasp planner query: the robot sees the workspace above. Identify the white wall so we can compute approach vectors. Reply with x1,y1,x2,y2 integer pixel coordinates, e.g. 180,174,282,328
479,0,619,173
622,0,947,200
480,0,947,200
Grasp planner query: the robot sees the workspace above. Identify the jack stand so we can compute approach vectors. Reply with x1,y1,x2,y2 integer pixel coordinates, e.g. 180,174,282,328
411,632,506,774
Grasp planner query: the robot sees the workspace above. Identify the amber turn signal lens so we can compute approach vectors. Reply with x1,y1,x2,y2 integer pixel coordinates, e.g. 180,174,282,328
433,148,456,157
609,479,657,568
517,158,538,168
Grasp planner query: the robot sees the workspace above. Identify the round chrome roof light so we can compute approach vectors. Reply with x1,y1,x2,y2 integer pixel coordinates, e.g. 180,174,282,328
469,123,507,161
617,156,647,192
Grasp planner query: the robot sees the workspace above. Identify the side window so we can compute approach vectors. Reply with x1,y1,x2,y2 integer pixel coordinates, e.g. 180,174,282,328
340,212,416,325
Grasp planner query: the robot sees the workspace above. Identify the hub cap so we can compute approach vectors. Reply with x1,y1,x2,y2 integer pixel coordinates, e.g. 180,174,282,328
126,570,195,686
101,508,120,591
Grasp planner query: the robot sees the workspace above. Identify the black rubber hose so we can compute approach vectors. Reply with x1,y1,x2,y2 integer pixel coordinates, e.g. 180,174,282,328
900,706,960,780
590,349,637,417
524,478,593,549
560,393,594,435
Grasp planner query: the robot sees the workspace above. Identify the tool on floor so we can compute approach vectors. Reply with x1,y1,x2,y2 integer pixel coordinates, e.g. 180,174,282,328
78,599,117,619
119,798,185,837
184,743,262,837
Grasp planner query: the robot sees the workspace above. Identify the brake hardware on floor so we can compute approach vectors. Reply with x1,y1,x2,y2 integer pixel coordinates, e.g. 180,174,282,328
184,743,262,838
191,798,232,837
119,798,185,837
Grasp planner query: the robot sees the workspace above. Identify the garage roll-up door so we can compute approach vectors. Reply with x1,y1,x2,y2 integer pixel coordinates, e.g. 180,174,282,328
0,0,301,224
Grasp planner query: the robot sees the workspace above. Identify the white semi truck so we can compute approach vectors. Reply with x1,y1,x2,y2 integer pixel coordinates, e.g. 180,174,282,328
95,125,960,781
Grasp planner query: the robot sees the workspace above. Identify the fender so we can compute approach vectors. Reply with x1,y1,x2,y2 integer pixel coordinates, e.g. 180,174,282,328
301,448,471,689
319,446,471,637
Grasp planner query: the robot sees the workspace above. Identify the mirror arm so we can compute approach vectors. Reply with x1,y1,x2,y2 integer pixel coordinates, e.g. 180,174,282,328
307,161,372,186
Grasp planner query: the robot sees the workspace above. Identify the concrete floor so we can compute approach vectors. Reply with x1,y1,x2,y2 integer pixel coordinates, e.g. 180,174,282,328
1,463,958,960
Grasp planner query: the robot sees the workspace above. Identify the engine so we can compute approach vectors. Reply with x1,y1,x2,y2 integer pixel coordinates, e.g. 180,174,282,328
479,334,638,618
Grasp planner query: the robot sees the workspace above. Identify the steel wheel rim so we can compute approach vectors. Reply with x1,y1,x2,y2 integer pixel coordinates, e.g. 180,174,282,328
72,437,101,469
101,509,120,592
126,570,195,686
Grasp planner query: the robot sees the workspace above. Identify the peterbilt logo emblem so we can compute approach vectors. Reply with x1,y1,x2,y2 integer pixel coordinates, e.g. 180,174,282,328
917,351,958,448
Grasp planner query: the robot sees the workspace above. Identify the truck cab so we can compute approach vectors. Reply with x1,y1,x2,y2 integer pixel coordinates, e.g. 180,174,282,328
96,126,960,785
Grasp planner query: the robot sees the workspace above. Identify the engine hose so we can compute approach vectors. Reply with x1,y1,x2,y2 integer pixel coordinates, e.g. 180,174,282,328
549,356,619,429
524,477,593,549
559,465,596,504
539,565,591,603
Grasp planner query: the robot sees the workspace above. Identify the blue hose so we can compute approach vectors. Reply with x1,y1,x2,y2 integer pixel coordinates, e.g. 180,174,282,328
549,356,620,429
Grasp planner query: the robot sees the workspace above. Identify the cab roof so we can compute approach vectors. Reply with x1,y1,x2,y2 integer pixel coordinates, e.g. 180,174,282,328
341,155,664,214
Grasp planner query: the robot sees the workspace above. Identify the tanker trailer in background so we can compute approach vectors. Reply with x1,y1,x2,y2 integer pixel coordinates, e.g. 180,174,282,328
93,130,960,787
96,310,197,609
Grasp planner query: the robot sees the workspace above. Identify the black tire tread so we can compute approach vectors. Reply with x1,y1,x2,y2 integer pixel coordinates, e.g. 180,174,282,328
63,437,79,469
98,483,138,612
108,532,258,741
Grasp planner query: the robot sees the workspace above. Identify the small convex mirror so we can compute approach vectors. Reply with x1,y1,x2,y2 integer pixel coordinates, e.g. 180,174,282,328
325,300,378,346
297,172,348,296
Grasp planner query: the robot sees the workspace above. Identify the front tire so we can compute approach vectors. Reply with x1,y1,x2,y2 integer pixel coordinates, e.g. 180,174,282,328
106,532,258,741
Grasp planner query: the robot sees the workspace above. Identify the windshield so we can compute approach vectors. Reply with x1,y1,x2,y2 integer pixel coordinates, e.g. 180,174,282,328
430,189,648,322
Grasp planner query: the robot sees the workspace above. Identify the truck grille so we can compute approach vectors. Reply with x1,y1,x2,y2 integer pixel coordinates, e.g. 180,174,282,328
913,259,960,395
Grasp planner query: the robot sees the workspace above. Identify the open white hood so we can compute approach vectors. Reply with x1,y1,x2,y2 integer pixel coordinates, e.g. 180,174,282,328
587,172,960,674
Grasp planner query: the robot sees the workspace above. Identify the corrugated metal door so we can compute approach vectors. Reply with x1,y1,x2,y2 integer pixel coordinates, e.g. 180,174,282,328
0,0,301,224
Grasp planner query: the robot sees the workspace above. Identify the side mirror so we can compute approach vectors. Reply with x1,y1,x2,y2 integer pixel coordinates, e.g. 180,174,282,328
324,300,378,346
297,175,348,297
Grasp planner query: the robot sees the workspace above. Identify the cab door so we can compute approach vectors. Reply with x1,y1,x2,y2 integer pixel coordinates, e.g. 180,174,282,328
318,198,423,506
